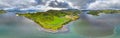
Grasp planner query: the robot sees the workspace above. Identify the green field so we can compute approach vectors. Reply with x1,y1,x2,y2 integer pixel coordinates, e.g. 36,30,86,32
18,10,80,31
88,10,120,16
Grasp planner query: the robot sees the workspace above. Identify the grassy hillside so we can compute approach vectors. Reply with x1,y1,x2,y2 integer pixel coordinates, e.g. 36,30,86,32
18,10,81,31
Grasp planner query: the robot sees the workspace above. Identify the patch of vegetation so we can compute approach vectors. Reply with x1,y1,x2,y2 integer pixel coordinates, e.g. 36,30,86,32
18,10,81,31
0,10,6,14
88,10,120,16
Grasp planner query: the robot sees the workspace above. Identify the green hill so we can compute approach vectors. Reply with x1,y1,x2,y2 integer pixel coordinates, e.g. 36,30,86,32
17,10,81,31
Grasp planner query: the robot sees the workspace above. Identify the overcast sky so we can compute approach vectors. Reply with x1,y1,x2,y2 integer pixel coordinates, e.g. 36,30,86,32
0,0,119,10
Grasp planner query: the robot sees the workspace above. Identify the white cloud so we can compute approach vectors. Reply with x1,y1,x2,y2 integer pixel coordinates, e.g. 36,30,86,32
46,0,71,8
88,0,120,10
3,0,120,10
0,0,37,8
0,0,79,11
67,0,95,9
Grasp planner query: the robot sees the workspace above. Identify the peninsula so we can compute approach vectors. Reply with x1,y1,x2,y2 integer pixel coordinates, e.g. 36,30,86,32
17,10,81,32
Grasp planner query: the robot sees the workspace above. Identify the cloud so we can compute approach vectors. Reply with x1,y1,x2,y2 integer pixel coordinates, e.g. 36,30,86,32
0,0,97,11
2,0,120,11
35,0,44,5
66,0,95,9
0,0,38,9
0,0,79,12
88,0,120,10
46,0,71,8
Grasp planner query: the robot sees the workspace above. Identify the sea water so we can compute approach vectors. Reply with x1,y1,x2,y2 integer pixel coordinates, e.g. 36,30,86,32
0,12,120,38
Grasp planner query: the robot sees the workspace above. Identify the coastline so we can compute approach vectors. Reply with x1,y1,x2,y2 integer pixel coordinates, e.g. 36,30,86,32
22,16,79,33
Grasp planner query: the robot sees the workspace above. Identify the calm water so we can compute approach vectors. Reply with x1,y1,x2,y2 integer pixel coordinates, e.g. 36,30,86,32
0,11,120,38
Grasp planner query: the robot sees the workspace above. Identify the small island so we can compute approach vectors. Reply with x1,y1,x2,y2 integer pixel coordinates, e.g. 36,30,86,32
0,10,6,14
17,10,81,32
88,10,120,16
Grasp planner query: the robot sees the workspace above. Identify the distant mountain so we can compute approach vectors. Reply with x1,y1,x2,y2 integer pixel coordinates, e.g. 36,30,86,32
88,10,120,16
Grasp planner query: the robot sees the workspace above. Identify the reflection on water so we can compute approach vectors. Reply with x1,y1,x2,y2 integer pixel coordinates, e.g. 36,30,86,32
73,13,120,37
0,12,120,38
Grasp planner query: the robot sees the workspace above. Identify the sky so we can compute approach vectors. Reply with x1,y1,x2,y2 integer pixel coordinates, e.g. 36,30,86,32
0,0,120,11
